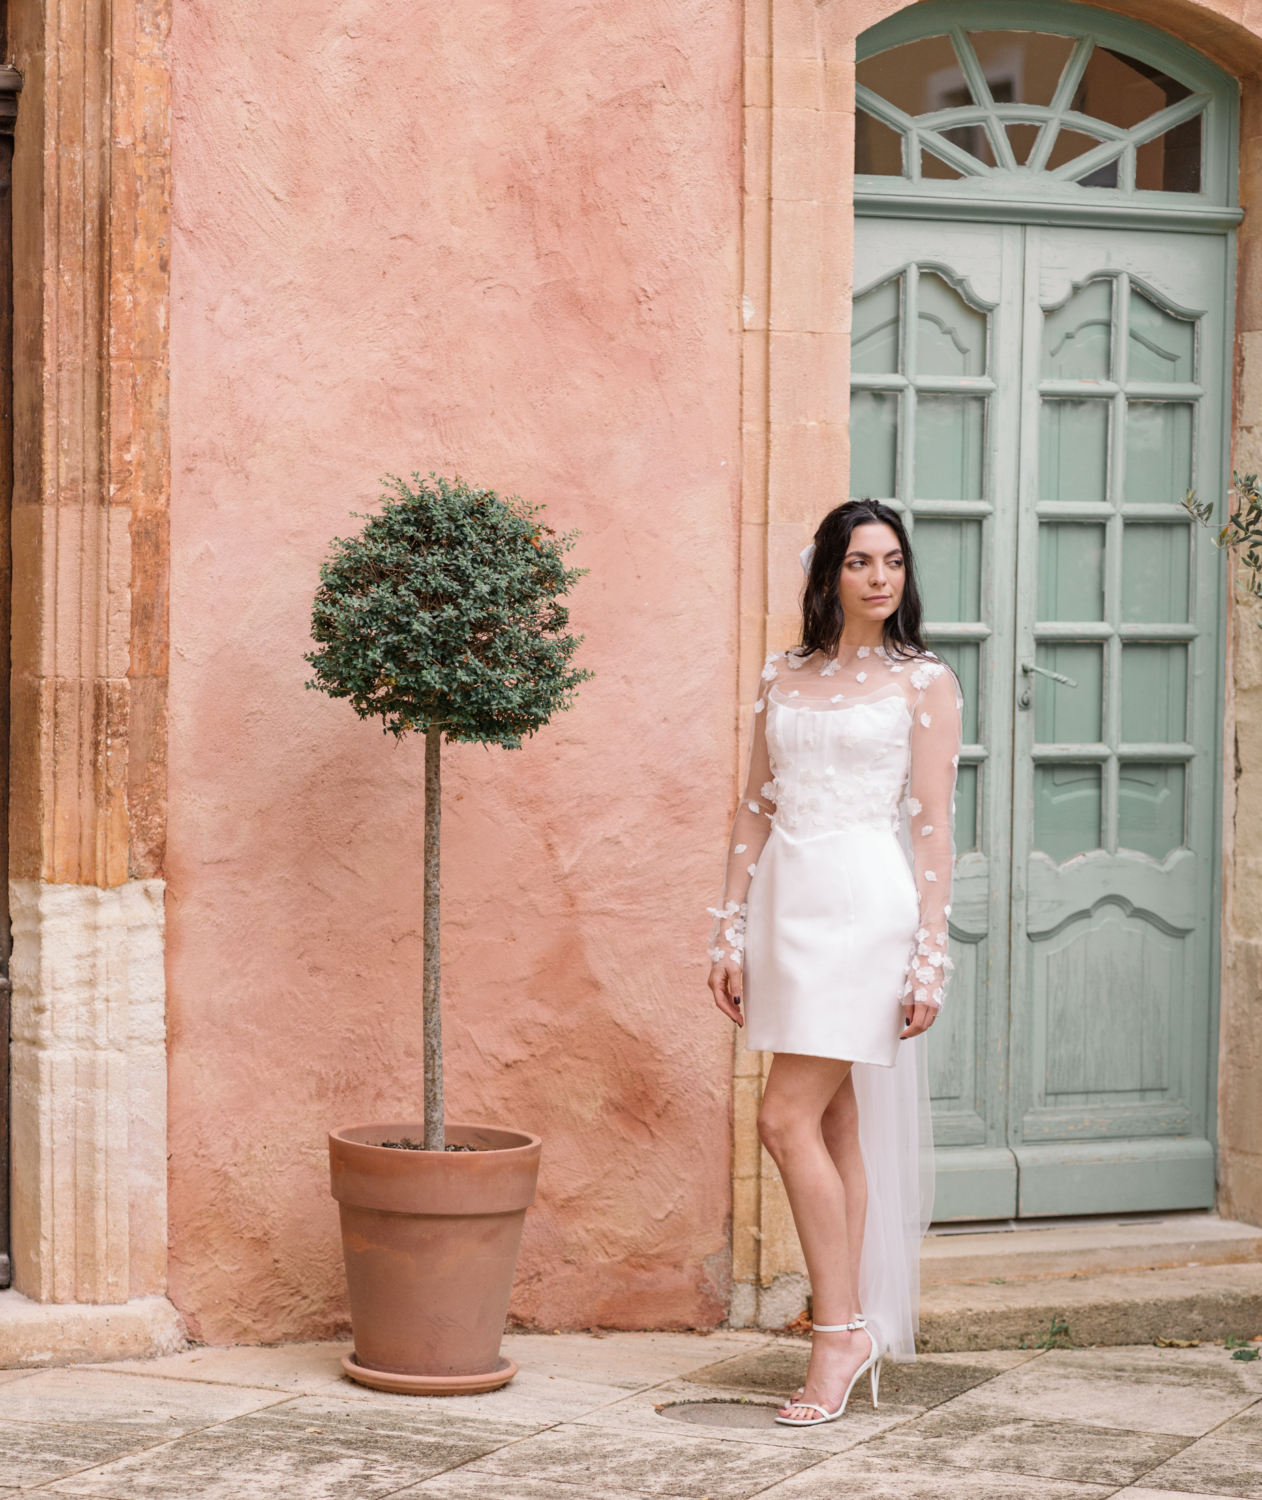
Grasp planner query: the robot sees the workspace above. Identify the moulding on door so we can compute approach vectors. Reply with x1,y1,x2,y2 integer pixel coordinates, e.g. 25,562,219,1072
856,192,1244,233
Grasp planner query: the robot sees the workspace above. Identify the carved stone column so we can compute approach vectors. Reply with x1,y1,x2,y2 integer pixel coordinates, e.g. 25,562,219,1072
2,0,179,1355
731,0,851,1329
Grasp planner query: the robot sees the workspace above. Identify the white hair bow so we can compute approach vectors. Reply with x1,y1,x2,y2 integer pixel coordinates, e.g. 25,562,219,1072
799,544,816,575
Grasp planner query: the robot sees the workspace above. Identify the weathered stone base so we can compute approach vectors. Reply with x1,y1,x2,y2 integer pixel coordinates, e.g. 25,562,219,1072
8,878,168,1304
0,1289,186,1368
918,1261,1262,1352
728,1272,809,1330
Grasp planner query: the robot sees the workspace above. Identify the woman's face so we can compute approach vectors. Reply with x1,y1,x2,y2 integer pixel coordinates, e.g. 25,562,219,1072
838,522,906,624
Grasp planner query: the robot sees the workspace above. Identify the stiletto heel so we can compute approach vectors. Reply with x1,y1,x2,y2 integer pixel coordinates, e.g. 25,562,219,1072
775,1318,881,1427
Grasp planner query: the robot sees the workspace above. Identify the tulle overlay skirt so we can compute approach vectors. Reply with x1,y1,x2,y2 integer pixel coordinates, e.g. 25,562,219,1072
743,823,936,1362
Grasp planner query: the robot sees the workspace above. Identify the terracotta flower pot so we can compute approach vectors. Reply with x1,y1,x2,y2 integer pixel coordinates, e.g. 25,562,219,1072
328,1120,542,1395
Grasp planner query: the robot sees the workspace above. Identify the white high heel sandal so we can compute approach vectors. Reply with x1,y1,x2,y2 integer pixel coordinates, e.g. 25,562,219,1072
774,1317,882,1427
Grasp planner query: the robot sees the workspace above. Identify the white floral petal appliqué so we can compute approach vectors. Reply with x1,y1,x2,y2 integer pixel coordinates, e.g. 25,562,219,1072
910,662,946,691
712,627,961,1012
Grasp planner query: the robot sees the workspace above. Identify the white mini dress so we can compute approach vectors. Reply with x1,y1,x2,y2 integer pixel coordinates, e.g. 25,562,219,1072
708,644,962,1361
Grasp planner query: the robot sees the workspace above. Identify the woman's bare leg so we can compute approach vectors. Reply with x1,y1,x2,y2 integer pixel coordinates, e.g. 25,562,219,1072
758,1053,874,1419
821,1071,867,1300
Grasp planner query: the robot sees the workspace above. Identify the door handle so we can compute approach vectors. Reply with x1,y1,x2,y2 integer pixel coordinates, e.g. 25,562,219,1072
1018,659,1077,709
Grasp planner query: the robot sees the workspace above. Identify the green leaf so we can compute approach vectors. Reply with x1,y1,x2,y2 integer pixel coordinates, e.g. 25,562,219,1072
305,473,592,746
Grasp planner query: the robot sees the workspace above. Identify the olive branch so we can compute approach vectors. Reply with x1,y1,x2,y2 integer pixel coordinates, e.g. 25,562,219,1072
1184,472,1262,615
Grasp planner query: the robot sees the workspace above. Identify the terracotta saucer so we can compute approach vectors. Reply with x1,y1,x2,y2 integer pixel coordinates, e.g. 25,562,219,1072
341,1353,518,1396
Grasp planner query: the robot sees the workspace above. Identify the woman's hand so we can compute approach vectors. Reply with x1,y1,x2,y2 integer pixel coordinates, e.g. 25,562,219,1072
900,1001,937,1039
709,959,744,1027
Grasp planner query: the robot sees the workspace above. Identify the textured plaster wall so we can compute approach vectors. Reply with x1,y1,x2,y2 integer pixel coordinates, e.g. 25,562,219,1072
167,1,741,1342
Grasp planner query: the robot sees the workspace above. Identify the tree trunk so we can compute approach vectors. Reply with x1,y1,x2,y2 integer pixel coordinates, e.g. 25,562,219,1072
423,725,444,1151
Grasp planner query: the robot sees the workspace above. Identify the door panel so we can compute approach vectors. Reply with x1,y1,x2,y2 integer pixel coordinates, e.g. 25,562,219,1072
1010,225,1223,1215
853,218,1020,1218
854,213,1226,1221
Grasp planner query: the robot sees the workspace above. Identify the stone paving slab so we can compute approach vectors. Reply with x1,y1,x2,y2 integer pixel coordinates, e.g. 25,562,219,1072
941,1346,1262,1437
683,1341,1037,1408
1118,1490,1240,1499
754,1454,1116,1498
0,1366,286,1435
44,1404,542,1500
581,1378,891,1453
430,1420,819,1498
1136,1406,1262,1497
858,1408,1190,1487
0,1421,164,1491
0,1332,1259,1498
98,1342,355,1395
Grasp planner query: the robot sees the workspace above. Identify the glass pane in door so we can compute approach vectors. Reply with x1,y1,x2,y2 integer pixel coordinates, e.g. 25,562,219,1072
1124,403,1193,503
915,396,986,498
1040,402,1109,503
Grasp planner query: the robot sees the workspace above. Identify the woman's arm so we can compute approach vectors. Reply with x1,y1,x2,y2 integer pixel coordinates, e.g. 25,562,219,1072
903,665,961,1030
708,659,780,1023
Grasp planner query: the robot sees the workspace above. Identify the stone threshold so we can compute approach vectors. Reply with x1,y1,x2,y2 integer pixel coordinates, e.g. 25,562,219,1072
0,1289,186,1369
922,1210,1262,1287
919,1259,1262,1351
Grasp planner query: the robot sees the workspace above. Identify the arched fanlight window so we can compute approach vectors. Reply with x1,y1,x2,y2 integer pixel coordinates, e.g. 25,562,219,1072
856,2,1236,206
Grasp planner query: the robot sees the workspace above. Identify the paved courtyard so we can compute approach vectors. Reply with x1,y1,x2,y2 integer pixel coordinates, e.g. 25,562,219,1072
1,1330,1261,1497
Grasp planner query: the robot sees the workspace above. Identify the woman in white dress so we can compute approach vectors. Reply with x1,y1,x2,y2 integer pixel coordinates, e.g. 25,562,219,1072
708,499,961,1428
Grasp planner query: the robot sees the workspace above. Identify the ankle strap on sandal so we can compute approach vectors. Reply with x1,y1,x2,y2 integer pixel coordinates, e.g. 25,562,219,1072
811,1317,866,1333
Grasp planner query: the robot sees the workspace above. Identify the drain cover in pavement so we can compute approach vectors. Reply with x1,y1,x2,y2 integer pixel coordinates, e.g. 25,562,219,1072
658,1401,782,1428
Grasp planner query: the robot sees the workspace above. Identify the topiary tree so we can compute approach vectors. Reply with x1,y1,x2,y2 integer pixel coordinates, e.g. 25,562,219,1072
306,474,590,1150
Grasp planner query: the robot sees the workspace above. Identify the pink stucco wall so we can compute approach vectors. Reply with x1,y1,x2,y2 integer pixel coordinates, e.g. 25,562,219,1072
166,0,742,1342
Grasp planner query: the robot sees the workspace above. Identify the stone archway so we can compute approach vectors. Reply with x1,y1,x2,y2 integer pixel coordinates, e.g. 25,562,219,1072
731,0,1262,1328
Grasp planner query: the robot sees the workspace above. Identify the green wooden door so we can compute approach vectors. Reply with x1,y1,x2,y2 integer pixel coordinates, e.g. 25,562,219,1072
848,0,1238,1221
1010,224,1225,1214
851,215,1228,1218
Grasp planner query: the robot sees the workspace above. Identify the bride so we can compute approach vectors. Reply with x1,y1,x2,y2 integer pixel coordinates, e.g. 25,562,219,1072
708,498,961,1428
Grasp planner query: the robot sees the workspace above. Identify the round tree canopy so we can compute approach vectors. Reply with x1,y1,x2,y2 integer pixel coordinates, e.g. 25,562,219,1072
306,474,590,748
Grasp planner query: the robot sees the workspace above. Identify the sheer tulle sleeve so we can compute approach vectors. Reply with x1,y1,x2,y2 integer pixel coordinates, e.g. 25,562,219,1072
707,658,780,966
903,664,961,1010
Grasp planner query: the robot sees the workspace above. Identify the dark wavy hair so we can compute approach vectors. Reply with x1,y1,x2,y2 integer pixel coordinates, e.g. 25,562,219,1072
796,500,927,661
